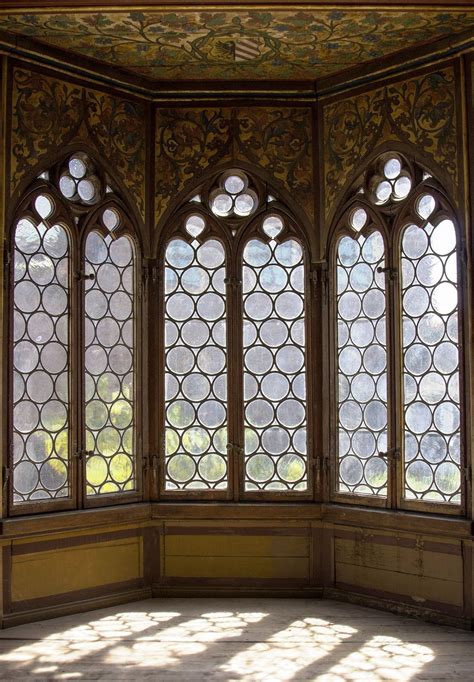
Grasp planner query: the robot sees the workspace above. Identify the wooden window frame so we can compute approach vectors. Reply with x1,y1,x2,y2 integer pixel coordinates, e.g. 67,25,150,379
4,155,144,516
328,154,469,516
155,170,316,501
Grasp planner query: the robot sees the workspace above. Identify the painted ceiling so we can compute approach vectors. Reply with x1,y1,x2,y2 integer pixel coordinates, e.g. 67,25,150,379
0,7,474,81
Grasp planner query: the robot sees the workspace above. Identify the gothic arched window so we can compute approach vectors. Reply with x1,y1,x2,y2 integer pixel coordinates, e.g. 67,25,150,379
331,153,464,512
159,170,312,498
9,152,140,513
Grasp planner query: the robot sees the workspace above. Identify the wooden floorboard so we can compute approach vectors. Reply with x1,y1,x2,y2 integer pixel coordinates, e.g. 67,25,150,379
0,598,473,680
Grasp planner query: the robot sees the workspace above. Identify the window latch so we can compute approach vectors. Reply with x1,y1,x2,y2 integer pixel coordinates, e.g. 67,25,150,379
75,271,95,281
73,450,93,461
376,266,397,280
378,448,400,460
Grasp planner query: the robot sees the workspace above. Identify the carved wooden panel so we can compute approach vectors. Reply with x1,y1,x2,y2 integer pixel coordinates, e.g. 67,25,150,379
11,69,146,220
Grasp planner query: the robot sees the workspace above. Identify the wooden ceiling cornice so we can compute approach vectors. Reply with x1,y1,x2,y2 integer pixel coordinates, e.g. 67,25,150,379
2,1,474,6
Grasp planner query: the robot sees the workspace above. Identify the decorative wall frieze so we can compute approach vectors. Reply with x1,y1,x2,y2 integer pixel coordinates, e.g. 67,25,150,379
11,68,146,220
323,67,457,220
155,106,313,227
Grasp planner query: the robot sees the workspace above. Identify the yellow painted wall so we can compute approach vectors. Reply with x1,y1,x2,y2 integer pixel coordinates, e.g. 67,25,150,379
164,533,310,580
11,536,143,603
334,532,464,608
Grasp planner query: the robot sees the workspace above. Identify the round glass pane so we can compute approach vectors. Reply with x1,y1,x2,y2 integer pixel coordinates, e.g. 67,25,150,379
350,208,367,232
224,175,246,194
262,215,284,239
185,214,205,238
234,192,256,216
59,174,76,199
103,208,120,231
69,156,87,178
35,195,54,219
211,193,233,217
383,158,401,179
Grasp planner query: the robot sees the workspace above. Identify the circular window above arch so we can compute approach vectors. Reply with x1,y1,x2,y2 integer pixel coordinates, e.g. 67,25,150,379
58,153,103,206
208,170,259,219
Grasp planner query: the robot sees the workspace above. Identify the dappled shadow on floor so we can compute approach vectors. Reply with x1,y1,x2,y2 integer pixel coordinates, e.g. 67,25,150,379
0,598,472,680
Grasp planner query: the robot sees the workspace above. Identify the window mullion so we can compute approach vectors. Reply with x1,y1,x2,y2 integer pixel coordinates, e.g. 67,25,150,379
72,230,83,510
150,261,162,502
309,261,327,502
386,242,402,511
225,256,244,502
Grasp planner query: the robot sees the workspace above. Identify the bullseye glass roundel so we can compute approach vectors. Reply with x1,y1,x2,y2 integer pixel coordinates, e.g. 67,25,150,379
243,238,307,491
164,238,228,490
336,231,388,496
84,231,136,495
401,219,461,503
12,213,70,502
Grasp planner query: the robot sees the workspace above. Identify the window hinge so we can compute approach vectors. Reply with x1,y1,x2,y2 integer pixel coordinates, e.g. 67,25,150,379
314,454,330,471
3,242,11,269
226,443,244,457
309,261,328,301
143,453,159,471
464,465,472,482
2,466,10,489
142,260,159,293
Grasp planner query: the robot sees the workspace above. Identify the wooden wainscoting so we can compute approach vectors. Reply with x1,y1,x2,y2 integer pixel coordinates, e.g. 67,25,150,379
0,503,473,629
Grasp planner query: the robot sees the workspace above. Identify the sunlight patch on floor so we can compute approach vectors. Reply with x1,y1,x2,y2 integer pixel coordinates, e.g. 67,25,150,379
0,599,454,680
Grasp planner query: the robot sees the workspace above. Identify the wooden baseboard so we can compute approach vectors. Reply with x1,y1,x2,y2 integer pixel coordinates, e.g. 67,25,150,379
324,587,472,630
1,584,471,631
152,584,323,599
1,586,152,629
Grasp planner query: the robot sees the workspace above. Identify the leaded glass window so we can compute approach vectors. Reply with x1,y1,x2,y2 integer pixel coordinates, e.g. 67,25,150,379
85,230,136,495
401,208,461,503
9,153,140,512
160,170,311,498
164,222,228,491
243,222,307,491
336,227,388,496
12,199,70,503
331,153,464,511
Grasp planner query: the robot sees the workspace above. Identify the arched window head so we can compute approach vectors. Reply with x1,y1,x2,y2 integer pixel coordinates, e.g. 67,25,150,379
160,168,311,499
331,151,463,511
9,152,140,512
365,153,413,206
182,169,267,237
